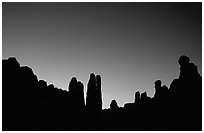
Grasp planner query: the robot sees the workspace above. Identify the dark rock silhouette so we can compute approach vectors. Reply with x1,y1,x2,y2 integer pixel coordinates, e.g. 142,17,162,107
68,77,85,110
85,73,102,130
134,91,140,103
2,55,202,131
86,73,102,112
167,55,202,130
110,100,119,110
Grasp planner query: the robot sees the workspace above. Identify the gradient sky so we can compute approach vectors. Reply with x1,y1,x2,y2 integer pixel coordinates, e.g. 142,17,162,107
2,2,202,109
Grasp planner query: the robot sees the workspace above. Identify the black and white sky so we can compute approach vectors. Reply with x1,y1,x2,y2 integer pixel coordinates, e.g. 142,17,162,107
2,2,202,109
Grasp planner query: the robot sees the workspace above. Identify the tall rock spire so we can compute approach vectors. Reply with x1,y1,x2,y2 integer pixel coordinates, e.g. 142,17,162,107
86,73,102,112
68,77,85,110
134,91,140,103
96,75,102,110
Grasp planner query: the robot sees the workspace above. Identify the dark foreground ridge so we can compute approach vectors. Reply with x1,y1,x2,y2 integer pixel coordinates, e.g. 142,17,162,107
2,55,202,131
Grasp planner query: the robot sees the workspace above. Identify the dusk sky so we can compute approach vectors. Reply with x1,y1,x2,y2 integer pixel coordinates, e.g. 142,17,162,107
2,2,202,109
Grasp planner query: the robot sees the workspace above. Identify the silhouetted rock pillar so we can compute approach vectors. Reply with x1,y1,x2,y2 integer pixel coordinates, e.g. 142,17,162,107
110,100,119,110
141,91,147,100
154,80,169,106
134,91,140,103
68,77,85,110
96,75,102,110
86,73,96,111
85,73,102,130
154,80,162,98
86,73,102,112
